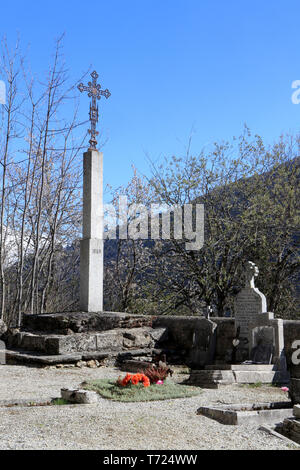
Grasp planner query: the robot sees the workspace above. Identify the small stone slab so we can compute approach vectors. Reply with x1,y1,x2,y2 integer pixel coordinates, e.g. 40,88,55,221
0,398,52,407
197,402,293,425
6,350,83,365
189,367,288,387
81,351,111,361
61,388,99,404
233,370,283,384
117,348,155,359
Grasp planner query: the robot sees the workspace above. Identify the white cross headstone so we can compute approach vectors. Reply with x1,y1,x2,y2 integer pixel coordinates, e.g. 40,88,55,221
234,261,267,360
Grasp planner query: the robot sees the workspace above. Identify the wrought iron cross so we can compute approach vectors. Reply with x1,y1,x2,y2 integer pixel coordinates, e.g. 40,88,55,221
78,71,111,150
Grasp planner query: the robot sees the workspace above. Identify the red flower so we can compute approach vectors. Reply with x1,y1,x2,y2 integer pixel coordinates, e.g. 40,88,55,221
121,373,132,387
131,375,140,385
141,375,150,387
118,373,150,388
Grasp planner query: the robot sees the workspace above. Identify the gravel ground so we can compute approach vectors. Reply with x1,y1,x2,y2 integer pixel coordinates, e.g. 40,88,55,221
0,364,296,450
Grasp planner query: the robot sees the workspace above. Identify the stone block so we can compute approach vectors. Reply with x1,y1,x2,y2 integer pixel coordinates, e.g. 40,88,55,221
122,328,154,349
290,379,300,404
45,333,97,355
19,332,46,352
96,330,123,351
61,388,99,404
150,327,168,344
198,402,293,426
187,369,235,388
293,405,300,419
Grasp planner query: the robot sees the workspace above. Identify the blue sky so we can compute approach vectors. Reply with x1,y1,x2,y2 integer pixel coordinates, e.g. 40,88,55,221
1,0,300,198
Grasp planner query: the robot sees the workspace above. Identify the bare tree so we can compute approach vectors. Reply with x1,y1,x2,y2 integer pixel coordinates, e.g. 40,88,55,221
0,35,87,326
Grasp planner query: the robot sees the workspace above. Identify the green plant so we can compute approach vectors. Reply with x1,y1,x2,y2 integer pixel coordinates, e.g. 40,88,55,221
51,398,70,406
240,382,263,389
83,379,201,402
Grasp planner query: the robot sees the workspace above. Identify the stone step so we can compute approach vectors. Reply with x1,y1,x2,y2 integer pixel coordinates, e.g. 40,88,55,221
5,347,157,366
6,326,167,356
6,349,85,365
205,364,277,371
21,311,155,334
187,370,235,388
188,369,288,388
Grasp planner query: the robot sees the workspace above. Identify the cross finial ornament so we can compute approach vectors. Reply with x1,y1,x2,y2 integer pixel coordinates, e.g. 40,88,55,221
78,71,111,150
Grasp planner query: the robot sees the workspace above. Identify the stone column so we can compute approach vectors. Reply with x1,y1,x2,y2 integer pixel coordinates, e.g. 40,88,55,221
80,149,104,312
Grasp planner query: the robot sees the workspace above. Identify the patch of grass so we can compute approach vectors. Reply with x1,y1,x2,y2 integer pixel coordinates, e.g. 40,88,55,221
240,382,263,388
51,398,71,406
83,379,202,402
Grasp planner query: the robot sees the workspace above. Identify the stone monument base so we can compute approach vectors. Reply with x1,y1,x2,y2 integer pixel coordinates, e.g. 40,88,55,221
3,312,168,366
187,363,290,389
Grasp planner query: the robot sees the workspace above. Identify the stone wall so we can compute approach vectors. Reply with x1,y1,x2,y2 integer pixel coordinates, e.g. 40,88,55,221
155,316,300,369
6,313,300,369
153,316,235,366
153,316,207,350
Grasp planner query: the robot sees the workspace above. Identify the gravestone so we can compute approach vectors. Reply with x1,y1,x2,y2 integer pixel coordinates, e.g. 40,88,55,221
248,314,288,373
189,319,217,367
234,261,267,361
250,326,275,364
